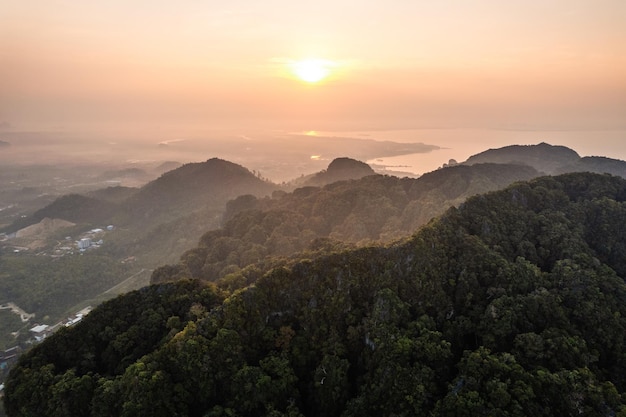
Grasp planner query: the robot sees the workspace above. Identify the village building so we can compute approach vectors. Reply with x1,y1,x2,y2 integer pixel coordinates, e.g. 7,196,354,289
29,324,51,342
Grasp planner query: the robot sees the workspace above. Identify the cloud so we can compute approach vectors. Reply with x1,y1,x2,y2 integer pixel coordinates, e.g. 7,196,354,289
157,139,186,147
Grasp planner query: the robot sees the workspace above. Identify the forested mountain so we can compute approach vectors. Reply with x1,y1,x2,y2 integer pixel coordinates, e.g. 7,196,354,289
464,142,626,177
463,143,581,173
2,194,117,234
104,158,280,267
153,162,539,283
292,157,376,187
1,159,279,265
117,158,278,225
86,186,139,204
556,156,626,178
5,172,626,416
0,159,281,358
154,161,183,175
2,158,277,235
2,145,625,376
463,143,626,178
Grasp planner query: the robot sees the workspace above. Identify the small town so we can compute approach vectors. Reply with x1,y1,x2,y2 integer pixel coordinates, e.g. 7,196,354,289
0,222,115,258
0,305,93,394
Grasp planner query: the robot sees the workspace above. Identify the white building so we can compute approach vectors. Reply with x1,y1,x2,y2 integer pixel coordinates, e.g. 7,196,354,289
30,324,50,342
77,238,91,250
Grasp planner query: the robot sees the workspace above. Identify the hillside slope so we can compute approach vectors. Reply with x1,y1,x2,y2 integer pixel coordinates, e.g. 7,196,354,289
0,159,281,356
556,156,626,178
2,194,117,234
464,142,626,178
3,158,278,233
293,157,376,187
154,162,539,282
6,172,626,416
463,142,580,173
117,158,278,225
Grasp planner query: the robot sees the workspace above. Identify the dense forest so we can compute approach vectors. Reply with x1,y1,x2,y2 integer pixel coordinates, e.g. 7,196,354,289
0,159,280,352
0,254,130,341
463,142,626,178
152,162,539,283
5,172,626,416
0,158,539,353
1,158,278,236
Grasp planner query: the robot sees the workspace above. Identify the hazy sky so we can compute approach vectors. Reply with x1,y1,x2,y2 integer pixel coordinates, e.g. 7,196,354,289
1,0,625,135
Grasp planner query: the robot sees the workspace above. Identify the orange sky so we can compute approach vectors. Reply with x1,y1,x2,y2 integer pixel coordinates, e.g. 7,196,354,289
1,1,625,135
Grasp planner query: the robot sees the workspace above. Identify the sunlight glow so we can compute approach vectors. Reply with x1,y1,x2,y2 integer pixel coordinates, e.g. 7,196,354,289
292,59,333,83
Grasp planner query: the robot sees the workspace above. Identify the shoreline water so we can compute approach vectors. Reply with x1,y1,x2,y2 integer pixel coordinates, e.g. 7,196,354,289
332,128,626,176
1,127,623,179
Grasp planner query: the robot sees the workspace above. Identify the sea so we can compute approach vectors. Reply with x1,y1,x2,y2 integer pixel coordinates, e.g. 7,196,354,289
314,128,626,176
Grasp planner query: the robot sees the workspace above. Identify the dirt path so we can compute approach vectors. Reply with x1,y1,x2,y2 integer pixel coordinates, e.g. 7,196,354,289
104,268,152,295
0,302,35,322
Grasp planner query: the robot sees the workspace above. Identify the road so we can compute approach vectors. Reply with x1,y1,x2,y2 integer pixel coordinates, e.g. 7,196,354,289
104,268,152,295
0,303,35,322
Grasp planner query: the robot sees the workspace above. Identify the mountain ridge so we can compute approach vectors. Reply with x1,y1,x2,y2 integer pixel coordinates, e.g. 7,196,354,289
2,143,626,358
463,142,580,174
2,194,117,234
117,157,278,225
462,142,626,178
5,171,626,416
150,162,539,283
293,157,376,187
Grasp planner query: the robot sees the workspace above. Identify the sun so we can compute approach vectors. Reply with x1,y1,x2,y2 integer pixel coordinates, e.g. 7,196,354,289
292,59,333,83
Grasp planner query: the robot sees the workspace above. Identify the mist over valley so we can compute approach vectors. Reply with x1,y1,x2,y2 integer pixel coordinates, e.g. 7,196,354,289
2,0,626,414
